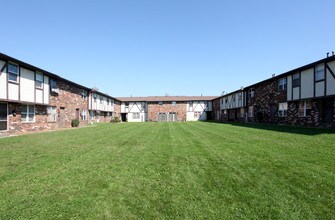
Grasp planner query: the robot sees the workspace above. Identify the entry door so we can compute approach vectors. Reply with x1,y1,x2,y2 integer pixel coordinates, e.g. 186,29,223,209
0,103,8,131
58,107,65,128
322,99,334,125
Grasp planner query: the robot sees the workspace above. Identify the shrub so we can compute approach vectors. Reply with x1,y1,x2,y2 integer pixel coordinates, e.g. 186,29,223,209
71,119,80,127
113,117,120,123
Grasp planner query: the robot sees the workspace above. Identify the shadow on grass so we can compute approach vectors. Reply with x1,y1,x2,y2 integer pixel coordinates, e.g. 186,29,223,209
203,120,335,136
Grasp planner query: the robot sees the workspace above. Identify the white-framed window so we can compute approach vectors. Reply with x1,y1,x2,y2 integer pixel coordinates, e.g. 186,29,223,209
238,92,242,100
248,88,255,98
172,101,176,106
100,96,103,104
248,106,254,118
50,79,58,93
189,102,193,111
292,73,300,87
299,100,312,117
133,113,140,119
194,112,201,118
278,78,287,90
8,63,19,82
90,110,96,120
93,94,97,102
107,99,110,105
21,105,35,122
35,72,43,89
278,102,287,117
47,106,57,122
81,90,87,100
141,102,146,110
125,102,129,107
315,64,325,81
159,101,163,105
81,110,87,120
240,108,245,117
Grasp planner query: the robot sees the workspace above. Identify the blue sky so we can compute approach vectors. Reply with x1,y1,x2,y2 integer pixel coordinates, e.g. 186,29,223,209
1,0,334,97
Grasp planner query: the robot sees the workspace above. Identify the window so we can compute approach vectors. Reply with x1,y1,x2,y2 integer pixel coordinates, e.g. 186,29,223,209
81,110,87,120
278,78,287,90
194,112,201,118
141,102,146,110
248,106,254,117
125,102,129,107
81,90,87,100
292,73,300,87
107,99,110,105
21,105,35,122
238,92,242,100
172,101,176,106
159,101,163,105
240,108,245,117
232,96,236,102
278,102,287,117
299,100,312,117
133,113,140,119
100,96,103,104
315,64,325,81
47,106,57,122
248,88,255,98
35,72,43,89
90,111,96,120
189,102,193,111
93,94,97,102
8,63,19,82
225,99,228,104
50,79,58,93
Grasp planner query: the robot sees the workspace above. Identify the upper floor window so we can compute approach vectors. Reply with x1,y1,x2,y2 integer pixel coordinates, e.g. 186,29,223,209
35,72,43,89
93,93,97,102
125,102,129,107
107,99,110,105
159,101,163,105
232,96,236,102
21,105,35,122
248,88,255,98
315,64,325,81
238,92,242,100
172,101,176,106
100,96,103,104
141,102,146,109
8,63,19,82
50,79,59,93
292,73,300,87
81,90,87,100
278,78,287,90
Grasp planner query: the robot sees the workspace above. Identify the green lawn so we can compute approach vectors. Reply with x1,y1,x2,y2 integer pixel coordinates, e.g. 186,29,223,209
0,122,334,219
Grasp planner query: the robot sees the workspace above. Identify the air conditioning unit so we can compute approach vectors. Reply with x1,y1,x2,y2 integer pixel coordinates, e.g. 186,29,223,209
51,88,60,94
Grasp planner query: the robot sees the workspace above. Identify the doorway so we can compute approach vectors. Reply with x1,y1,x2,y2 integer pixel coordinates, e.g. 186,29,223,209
121,113,127,122
58,107,65,128
0,103,8,131
322,98,334,125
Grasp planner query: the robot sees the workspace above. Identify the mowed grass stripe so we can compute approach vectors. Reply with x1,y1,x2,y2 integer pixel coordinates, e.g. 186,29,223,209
0,122,334,219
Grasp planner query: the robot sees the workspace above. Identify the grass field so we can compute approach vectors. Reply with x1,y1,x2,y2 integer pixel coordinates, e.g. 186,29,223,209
0,122,334,219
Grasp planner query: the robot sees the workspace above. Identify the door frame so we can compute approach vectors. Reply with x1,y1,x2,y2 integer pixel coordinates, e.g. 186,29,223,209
0,102,8,132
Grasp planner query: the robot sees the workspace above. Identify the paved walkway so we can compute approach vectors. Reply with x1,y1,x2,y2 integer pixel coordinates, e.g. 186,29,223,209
0,132,11,138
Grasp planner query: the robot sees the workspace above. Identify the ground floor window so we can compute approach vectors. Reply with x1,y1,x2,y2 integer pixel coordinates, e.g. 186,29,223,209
240,108,245,117
81,110,87,120
248,106,254,118
47,106,57,122
299,100,312,117
21,105,35,122
194,112,201,118
90,111,96,120
133,113,140,119
278,102,288,117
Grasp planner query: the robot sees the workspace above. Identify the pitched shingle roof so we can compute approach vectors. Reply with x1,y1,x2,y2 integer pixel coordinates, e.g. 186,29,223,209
117,96,217,102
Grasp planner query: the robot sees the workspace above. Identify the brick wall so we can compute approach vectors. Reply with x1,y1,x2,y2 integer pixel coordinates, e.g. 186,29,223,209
247,79,287,123
114,101,121,118
50,79,89,128
147,101,187,121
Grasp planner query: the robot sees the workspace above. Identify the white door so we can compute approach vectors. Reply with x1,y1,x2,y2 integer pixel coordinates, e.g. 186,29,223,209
0,103,8,131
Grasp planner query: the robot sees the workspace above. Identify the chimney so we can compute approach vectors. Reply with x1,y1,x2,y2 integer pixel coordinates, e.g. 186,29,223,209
272,74,276,78
327,52,330,58
332,51,335,56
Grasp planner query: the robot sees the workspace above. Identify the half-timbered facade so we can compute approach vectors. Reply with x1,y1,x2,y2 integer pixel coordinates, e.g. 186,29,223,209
0,53,92,133
244,56,335,127
88,90,118,123
118,96,215,122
